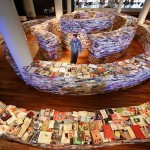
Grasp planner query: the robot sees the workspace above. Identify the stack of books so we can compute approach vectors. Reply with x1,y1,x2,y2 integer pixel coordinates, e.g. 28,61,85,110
0,101,150,149
35,30,62,60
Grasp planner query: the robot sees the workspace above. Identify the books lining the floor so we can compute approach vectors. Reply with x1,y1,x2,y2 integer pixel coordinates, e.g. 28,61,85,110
0,101,150,149
22,53,150,95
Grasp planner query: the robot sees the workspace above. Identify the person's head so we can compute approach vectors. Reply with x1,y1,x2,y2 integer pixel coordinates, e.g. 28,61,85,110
73,34,78,40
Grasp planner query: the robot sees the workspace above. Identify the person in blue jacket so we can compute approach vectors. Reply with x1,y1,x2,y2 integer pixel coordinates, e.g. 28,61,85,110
70,34,82,64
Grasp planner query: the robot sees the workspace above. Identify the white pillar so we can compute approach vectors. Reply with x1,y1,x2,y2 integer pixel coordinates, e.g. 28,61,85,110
54,0,63,18
23,0,36,17
67,0,72,13
138,0,150,25
117,0,124,13
0,0,33,78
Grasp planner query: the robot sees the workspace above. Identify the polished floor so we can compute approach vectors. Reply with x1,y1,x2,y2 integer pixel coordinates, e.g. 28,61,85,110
0,32,150,150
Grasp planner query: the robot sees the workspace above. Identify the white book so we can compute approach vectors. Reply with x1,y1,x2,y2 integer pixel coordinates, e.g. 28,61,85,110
100,132,109,143
59,67,66,73
125,126,136,139
130,115,147,126
61,131,70,144
48,120,55,128
38,131,52,144
17,118,31,138
0,125,9,135
108,121,117,131
100,109,108,119
6,112,17,125
22,132,29,141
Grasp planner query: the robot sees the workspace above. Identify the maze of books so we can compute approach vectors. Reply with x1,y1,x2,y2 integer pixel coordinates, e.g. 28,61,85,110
0,101,150,149
0,11,150,95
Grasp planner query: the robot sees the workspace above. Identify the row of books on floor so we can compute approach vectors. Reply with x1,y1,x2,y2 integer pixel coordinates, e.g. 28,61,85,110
60,11,115,34
22,53,150,95
89,26,135,59
0,101,150,149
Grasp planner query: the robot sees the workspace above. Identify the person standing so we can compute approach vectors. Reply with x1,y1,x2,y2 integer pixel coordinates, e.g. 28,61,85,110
70,34,82,64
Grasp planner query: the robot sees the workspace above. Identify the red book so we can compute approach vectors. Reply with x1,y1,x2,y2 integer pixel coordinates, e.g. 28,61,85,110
53,111,66,121
103,125,114,139
131,125,146,139
51,72,57,77
147,125,150,130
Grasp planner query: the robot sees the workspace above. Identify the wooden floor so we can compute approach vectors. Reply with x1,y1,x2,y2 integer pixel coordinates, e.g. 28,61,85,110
0,33,150,150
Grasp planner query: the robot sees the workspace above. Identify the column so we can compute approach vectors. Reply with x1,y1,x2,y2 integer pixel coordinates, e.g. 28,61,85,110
67,0,72,13
23,0,36,17
0,0,33,78
54,0,63,18
138,0,150,25
117,0,124,13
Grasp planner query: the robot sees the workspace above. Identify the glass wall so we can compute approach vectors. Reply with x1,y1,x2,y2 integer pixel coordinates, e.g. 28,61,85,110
74,0,145,9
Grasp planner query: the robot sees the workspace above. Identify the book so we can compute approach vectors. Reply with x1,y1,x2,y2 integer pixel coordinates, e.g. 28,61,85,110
38,131,52,144
131,125,146,139
103,125,114,139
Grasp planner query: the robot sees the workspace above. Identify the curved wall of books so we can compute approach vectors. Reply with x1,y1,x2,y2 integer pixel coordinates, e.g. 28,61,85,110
0,12,150,95
0,101,150,149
